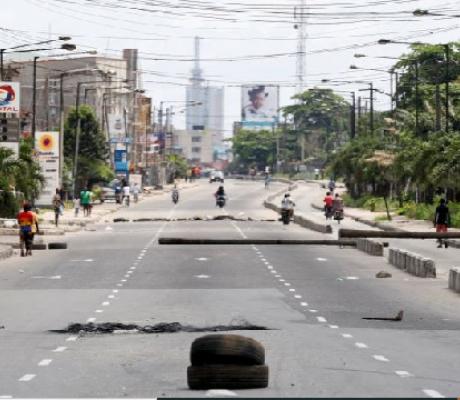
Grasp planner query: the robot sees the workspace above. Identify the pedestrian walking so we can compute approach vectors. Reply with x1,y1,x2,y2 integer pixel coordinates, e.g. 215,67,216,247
80,188,91,217
74,197,80,217
17,202,39,257
52,188,62,227
434,198,450,248
122,183,130,206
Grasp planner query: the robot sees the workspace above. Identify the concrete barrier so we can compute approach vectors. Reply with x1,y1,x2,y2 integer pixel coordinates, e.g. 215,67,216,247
356,238,384,256
448,268,460,293
387,248,436,278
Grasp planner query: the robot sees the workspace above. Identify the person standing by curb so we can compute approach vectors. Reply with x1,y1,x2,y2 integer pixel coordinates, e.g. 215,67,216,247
17,202,39,257
434,198,450,248
52,189,62,227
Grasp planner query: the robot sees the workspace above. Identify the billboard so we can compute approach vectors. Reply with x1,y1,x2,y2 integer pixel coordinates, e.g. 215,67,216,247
35,132,60,206
107,114,126,142
241,85,279,124
0,82,20,114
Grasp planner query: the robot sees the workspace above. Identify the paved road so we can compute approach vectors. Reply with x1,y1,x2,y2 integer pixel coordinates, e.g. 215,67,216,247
0,180,459,398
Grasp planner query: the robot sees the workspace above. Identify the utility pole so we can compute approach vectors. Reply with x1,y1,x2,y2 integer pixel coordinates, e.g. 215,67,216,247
350,92,356,139
294,0,307,95
370,82,374,133
444,44,450,132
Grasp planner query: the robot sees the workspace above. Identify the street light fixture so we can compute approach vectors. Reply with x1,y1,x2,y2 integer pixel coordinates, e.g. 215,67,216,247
378,38,451,132
0,36,72,80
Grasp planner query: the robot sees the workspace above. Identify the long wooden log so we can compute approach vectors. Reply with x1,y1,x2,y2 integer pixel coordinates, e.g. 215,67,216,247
339,229,460,239
159,238,356,246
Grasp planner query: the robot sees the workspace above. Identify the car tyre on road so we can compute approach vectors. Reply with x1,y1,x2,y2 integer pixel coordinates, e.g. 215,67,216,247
191,334,265,366
187,364,269,390
48,242,68,250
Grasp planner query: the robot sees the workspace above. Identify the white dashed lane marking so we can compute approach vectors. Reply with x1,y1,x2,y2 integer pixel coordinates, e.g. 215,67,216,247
317,316,327,323
87,317,96,323
300,302,308,306
329,325,339,329
316,257,327,262
422,389,445,398
102,302,110,306
38,359,53,367
95,309,104,313
373,355,390,362
66,336,77,342
395,370,413,378
18,374,36,382
355,342,368,349
342,334,353,339
52,346,67,353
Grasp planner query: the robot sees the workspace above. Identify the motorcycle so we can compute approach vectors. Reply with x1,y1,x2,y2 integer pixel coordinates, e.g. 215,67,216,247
172,190,179,204
216,195,226,208
334,209,344,224
281,209,291,225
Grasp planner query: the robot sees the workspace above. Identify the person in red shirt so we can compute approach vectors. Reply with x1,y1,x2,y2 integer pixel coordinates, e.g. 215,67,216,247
17,202,39,257
323,191,334,220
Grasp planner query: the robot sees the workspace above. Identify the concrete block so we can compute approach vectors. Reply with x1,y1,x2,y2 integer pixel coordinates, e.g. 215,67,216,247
448,268,457,290
422,258,436,278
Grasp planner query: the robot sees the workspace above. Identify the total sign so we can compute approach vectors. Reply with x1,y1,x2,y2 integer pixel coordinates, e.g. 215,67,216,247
0,82,20,114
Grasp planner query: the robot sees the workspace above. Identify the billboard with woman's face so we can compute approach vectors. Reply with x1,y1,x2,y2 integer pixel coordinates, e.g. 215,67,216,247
241,85,279,124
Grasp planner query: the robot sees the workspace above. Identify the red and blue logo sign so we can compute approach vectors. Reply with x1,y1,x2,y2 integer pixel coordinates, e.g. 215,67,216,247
0,85,16,106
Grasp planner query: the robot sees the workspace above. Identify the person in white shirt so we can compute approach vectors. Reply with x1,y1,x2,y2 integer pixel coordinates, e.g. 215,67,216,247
122,185,130,206
281,193,295,219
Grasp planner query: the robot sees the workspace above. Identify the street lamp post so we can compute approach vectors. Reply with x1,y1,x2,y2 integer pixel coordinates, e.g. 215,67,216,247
378,39,452,132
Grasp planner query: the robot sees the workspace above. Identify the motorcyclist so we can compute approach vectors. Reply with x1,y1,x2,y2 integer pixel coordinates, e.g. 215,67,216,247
328,179,336,193
215,186,226,206
324,191,334,220
332,193,344,221
172,185,179,203
281,193,295,219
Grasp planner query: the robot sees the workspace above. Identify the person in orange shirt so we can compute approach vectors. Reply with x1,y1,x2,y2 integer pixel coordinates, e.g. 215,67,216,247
323,191,334,220
17,202,39,257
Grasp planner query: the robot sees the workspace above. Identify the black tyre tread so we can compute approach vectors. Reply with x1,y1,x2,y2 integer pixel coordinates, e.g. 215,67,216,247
191,334,265,366
48,242,68,250
187,364,269,390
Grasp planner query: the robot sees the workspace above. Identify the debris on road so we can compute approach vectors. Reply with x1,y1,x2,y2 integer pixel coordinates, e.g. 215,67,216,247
375,271,392,278
363,310,404,321
51,321,269,335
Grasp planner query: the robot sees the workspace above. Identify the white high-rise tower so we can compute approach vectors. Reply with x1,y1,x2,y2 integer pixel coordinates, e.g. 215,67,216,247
294,0,308,95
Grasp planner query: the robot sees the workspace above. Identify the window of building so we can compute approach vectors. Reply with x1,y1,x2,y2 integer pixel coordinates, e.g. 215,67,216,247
192,147,201,153
192,136,202,143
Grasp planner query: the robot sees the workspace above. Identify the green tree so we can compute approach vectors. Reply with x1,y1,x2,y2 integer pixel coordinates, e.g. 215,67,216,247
231,129,276,172
64,105,112,191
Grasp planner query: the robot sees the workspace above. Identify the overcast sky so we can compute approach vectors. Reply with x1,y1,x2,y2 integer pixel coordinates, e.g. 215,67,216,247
2,0,459,135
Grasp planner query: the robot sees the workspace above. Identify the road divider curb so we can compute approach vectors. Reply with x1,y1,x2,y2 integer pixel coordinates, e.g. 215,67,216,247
448,268,460,293
388,248,436,278
356,238,384,256
159,238,355,246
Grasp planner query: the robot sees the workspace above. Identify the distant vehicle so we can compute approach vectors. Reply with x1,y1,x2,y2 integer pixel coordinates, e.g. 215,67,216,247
100,187,117,203
209,170,224,183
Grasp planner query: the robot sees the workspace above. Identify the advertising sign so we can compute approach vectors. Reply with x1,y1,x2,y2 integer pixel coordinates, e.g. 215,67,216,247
107,114,126,142
35,131,60,206
114,149,128,173
0,82,20,114
241,85,279,124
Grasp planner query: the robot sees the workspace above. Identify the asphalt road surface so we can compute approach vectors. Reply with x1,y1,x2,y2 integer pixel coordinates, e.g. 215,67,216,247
0,180,459,398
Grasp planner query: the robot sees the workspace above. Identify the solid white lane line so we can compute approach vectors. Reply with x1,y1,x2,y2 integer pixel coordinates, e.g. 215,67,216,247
317,316,327,323
66,336,78,342
52,346,67,353
355,342,368,349
422,389,445,398
300,302,308,306
38,359,53,367
87,317,96,323
342,333,353,339
373,355,390,362
395,370,413,378
18,374,36,382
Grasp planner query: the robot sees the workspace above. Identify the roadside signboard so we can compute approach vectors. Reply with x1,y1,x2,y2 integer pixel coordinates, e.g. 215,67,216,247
35,131,60,205
0,82,20,114
114,149,128,173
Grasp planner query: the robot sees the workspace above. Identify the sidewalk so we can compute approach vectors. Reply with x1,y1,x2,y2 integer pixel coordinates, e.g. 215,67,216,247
291,181,460,279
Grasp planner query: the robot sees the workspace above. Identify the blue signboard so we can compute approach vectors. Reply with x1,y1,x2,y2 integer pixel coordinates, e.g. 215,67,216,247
114,149,128,172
